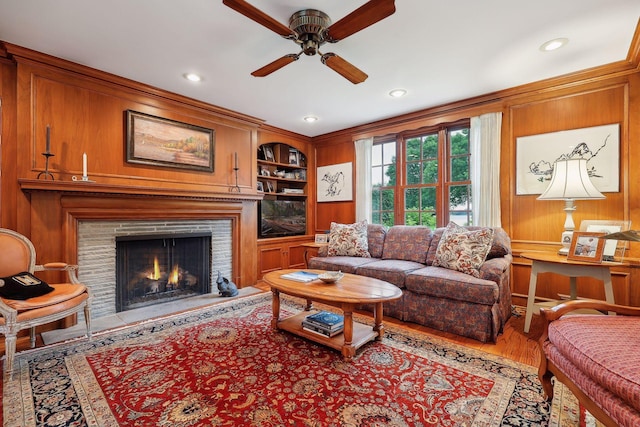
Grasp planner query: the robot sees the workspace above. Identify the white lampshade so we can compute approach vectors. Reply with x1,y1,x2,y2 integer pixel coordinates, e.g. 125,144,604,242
537,158,605,255
537,158,605,201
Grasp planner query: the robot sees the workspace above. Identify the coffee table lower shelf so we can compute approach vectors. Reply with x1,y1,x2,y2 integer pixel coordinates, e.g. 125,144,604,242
276,311,377,357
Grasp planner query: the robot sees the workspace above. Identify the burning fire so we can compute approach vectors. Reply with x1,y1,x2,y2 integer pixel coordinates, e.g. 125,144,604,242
168,264,180,285
147,257,161,280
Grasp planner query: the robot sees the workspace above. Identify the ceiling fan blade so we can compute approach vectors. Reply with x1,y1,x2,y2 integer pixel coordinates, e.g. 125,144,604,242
223,0,293,38
321,53,368,84
325,0,396,42
251,54,300,77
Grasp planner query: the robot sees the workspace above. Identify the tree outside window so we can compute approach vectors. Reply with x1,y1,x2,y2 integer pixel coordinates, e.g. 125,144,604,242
371,122,471,229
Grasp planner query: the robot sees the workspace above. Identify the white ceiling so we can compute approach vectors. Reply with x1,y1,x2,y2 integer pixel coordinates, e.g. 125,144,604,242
1,1,638,137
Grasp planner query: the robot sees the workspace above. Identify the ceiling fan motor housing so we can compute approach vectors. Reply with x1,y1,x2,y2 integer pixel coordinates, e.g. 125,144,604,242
289,9,331,55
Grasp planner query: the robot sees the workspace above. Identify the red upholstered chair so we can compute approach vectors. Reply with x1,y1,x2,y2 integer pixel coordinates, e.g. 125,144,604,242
538,300,640,427
0,228,92,377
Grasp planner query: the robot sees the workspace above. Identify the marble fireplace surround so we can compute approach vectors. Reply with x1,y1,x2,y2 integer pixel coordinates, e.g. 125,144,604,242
19,180,260,320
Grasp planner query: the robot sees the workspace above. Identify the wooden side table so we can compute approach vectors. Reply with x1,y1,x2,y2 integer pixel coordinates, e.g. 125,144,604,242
300,242,328,267
521,252,624,333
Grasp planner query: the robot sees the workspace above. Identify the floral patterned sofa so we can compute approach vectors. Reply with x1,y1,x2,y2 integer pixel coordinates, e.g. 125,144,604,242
308,221,512,343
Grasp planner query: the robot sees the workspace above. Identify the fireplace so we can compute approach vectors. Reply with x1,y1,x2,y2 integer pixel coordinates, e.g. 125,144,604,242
116,233,212,312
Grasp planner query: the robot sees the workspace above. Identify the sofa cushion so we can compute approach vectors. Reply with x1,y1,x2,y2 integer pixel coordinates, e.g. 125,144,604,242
405,266,499,305
355,259,425,288
547,315,640,413
427,226,510,265
327,221,371,258
367,224,387,259
307,256,378,274
432,222,494,278
382,226,432,263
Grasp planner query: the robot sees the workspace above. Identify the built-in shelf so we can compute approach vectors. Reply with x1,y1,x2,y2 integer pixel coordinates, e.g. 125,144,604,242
257,143,307,198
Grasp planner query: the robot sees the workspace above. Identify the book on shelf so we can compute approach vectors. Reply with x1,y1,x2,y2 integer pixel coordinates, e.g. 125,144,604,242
280,271,319,283
302,321,344,338
305,311,344,329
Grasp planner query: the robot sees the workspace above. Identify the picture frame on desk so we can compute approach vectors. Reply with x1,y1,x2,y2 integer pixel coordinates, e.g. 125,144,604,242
580,219,631,261
314,234,328,244
567,231,606,263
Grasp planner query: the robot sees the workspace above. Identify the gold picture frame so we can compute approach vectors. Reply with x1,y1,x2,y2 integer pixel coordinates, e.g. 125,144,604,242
126,110,214,172
567,231,606,263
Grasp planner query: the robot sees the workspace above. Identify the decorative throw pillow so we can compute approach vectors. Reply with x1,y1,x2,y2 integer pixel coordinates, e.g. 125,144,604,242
327,221,371,258
0,271,55,300
432,222,494,278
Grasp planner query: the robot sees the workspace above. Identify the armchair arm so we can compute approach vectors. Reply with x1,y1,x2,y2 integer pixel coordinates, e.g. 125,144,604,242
34,263,81,284
540,300,640,322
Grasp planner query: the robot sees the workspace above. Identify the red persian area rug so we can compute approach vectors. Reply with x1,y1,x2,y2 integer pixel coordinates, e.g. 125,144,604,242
3,293,554,426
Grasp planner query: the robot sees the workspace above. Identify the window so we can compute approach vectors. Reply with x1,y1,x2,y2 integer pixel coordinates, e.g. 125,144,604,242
371,121,471,228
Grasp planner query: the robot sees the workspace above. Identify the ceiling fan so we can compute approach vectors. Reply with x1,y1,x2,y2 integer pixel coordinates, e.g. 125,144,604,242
222,0,396,84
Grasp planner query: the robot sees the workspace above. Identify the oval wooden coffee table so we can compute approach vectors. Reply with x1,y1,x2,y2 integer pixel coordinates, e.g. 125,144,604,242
263,269,402,360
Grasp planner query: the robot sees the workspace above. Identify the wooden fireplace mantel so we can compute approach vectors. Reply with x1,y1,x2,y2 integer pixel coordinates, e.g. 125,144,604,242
17,178,260,287
18,178,262,202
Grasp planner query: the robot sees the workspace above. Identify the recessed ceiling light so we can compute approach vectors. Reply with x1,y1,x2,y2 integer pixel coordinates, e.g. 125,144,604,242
303,115,318,123
389,89,407,98
184,73,202,82
540,38,569,52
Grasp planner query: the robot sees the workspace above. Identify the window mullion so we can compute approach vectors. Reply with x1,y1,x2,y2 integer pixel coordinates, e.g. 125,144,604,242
395,136,405,225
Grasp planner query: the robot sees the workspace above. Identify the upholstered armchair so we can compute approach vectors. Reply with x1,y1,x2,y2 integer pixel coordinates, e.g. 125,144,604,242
0,228,92,377
538,300,640,427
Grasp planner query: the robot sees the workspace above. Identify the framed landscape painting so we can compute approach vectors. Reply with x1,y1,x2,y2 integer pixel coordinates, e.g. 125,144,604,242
126,110,214,172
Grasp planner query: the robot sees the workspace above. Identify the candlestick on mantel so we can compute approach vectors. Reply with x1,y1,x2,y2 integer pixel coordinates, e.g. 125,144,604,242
45,125,51,153
230,152,240,192
82,153,88,179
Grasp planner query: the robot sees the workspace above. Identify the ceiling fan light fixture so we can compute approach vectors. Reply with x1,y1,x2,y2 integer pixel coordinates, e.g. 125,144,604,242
303,115,318,123
540,38,568,52
389,89,407,98
183,73,202,82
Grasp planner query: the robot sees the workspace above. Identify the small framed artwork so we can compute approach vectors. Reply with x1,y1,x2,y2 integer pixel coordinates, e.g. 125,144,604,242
263,145,275,162
256,182,264,192
260,166,270,176
567,231,606,263
314,234,328,244
266,181,274,193
288,149,299,166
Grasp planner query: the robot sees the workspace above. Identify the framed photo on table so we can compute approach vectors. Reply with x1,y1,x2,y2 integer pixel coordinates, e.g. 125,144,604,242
567,231,606,263
580,220,631,261
314,233,328,244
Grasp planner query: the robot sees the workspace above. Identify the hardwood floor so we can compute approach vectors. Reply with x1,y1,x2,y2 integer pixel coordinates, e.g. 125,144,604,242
2,284,545,369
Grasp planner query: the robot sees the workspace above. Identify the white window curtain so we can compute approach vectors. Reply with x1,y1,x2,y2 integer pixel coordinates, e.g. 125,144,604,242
354,137,373,222
470,112,502,227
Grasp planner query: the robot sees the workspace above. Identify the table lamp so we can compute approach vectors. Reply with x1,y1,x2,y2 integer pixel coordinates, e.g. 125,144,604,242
537,158,605,255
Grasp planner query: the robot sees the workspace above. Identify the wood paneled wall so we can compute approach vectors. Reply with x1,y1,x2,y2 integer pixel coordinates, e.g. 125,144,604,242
312,38,640,307
0,43,264,286
2,29,640,307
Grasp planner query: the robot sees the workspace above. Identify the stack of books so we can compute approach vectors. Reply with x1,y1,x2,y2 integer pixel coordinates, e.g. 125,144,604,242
302,311,344,337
